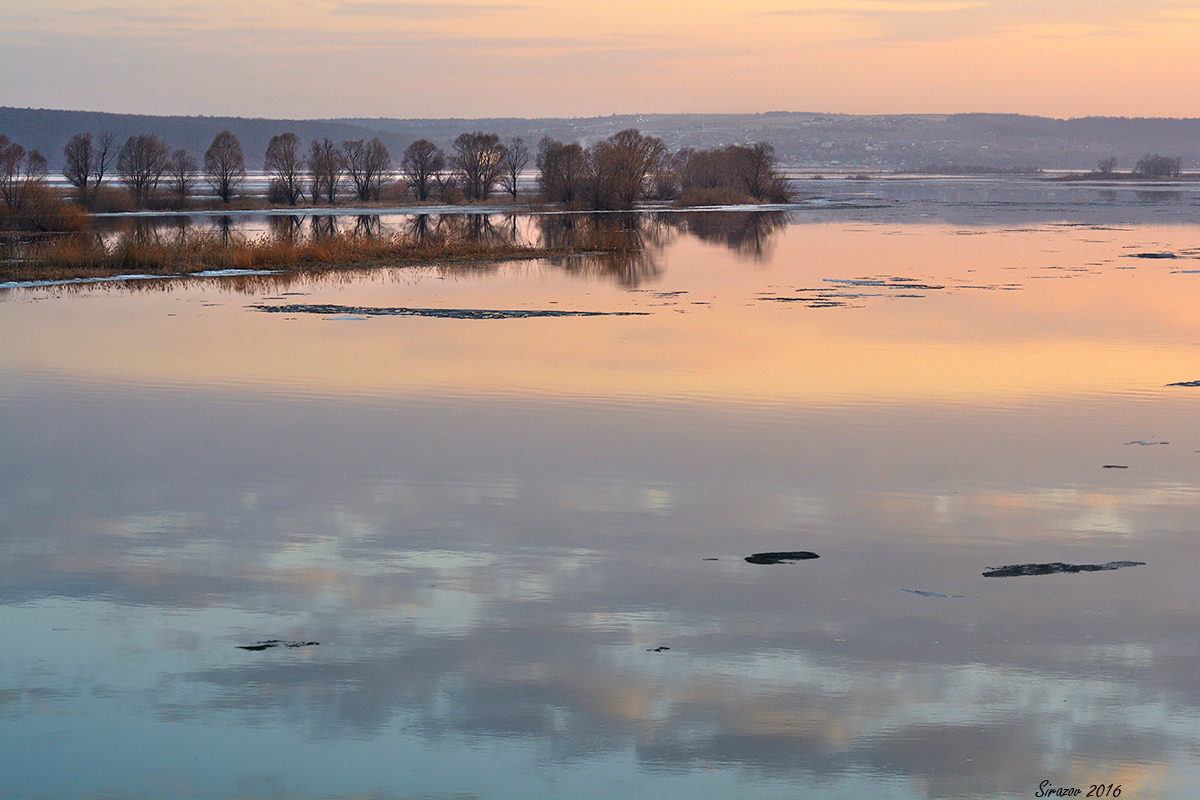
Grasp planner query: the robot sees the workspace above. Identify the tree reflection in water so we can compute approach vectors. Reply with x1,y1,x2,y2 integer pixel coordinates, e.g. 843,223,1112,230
266,213,305,244
211,215,238,248
354,214,382,237
536,212,669,288
18,209,789,292
309,214,339,239
660,210,788,261
405,213,434,243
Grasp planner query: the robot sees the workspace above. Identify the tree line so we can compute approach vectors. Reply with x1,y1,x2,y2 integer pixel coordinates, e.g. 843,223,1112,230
4,126,792,225
1095,154,1185,178
43,128,533,210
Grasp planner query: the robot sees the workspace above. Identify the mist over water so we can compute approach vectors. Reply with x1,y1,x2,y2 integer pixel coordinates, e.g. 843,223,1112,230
2,181,1199,799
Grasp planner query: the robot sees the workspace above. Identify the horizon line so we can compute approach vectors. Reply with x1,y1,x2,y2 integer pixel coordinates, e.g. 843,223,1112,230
5,106,1200,124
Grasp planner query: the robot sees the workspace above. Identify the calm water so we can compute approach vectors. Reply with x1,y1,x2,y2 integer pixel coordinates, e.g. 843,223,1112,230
2,180,1199,799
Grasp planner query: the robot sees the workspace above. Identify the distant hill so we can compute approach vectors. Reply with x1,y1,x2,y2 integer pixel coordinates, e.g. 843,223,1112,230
3,107,1199,172
0,108,410,171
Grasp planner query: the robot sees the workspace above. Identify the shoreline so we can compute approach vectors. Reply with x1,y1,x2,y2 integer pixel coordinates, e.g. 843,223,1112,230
0,237,625,288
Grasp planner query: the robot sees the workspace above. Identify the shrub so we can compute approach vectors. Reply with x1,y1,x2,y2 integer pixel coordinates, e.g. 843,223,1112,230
88,185,134,214
676,186,752,207
0,185,88,232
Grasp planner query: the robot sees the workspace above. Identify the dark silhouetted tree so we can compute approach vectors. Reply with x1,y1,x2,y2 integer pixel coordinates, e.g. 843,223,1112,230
166,148,197,205
264,132,304,206
62,131,115,206
678,147,726,191
731,142,779,200
1134,154,1182,178
1096,156,1118,174
499,137,528,200
117,133,171,208
343,137,391,201
0,134,48,210
585,129,665,209
674,143,790,204
536,137,586,204
204,130,246,204
308,138,343,203
401,139,445,202
451,131,506,201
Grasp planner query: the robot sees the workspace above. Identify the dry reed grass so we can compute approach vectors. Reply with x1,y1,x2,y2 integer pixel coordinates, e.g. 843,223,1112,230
2,226,637,284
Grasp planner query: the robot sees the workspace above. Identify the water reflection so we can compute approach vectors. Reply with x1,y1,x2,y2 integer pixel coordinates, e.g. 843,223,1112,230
266,212,305,242
353,213,382,237
1133,190,1183,203
3,204,1200,799
2,383,1197,799
62,209,787,290
79,210,705,290
537,212,668,287
659,210,788,261
310,213,339,239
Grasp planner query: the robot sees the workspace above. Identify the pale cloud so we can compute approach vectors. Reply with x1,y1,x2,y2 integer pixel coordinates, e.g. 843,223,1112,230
331,1,532,17
1,0,1198,117
763,1,989,13
760,0,1197,45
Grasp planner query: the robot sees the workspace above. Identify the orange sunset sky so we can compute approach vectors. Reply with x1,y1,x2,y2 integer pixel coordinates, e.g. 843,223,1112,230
2,0,1199,118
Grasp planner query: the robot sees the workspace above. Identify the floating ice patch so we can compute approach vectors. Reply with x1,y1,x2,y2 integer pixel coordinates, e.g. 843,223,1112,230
0,268,280,291
982,561,1144,578
0,273,162,290
237,640,319,651
251,303,649,319
192,269,279,277
745,551,820,565
900,589,975,599
824,278,946,290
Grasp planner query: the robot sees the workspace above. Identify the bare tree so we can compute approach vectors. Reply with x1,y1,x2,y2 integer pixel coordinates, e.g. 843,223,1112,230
434,171,460,203
731,142,779,200
204,130,246,204
0,134,48,210
678,147,725,191
675,143,790,204
451,131,506,201
400,139,445,202
648,150,685,200
62,132,94,203
308,138,344,204
585,129,665,209
499,137,528,200
343,137,391,202
116,133,171,208
536,137,586,204
94,132,115,196
61,131,115,206
264,132,304,206
166,148,198,205
364,138,392,201
1096,156,1118,175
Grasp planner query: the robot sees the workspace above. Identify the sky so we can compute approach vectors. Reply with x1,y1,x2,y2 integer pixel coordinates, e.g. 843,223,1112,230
2,0,1199,119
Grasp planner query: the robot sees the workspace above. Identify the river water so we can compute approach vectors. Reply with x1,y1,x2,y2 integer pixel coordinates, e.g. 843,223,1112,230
2,179,1199,798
